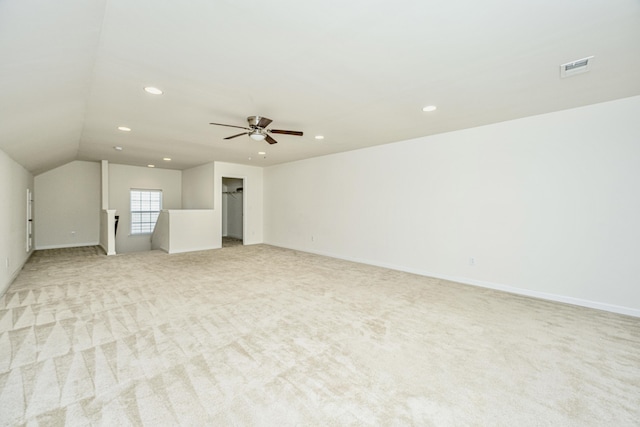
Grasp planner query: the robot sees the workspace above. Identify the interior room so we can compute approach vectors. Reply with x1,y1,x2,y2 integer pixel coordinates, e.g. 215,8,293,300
222,177,244,247
1,0,639,425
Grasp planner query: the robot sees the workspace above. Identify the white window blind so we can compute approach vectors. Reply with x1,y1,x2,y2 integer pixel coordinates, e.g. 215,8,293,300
130,189,162,234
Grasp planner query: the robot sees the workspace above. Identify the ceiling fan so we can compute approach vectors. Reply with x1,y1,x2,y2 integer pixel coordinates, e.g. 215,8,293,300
209,116,303,144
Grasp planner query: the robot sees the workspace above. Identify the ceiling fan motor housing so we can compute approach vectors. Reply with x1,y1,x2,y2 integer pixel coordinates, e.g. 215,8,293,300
248,116,265,128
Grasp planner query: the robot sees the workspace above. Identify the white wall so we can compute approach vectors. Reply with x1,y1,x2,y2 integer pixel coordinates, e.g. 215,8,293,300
34,160,100,249
109,164,182,253
214,162,263,245
0,148,34,295
264,96,640,316
182,163,214,208
150,210,170,253
99,209,116,255
151,210,216,254
168,210,216,254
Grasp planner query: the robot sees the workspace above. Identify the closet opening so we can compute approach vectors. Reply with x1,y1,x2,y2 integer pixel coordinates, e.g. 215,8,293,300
222,177,244,248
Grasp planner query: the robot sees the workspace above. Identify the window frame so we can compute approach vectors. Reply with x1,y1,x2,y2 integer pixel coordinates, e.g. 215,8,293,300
130,188,163,235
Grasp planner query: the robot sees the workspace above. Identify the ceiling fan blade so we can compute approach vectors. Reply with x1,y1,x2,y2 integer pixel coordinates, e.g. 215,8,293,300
265,135,278,145
257,117,273,128
269,129,303,136
224,132,249,140
210,122,250,131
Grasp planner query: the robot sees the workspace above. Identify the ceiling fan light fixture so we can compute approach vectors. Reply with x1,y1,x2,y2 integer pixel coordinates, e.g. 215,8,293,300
249,130,266,141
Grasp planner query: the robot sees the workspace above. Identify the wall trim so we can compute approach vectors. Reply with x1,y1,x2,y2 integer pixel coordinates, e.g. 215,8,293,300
269,243,640,318
0,250,34,298
35,242,100,250
98,243,116,256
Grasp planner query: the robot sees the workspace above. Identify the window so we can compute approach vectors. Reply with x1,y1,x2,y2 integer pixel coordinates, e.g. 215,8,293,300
130,189,162,234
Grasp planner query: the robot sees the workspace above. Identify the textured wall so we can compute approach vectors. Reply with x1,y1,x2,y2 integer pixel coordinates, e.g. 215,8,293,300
34,160,100,249
0,148,33,294
264,96,640,315
108,163,182,253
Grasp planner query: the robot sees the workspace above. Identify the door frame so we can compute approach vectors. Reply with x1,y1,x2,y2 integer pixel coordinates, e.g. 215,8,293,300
26,188,33,252
221,176,245,244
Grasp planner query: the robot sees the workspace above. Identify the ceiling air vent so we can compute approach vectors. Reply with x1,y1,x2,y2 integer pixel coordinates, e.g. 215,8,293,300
560,56,594,78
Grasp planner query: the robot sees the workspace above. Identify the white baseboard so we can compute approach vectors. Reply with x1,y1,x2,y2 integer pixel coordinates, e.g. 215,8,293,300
98,244,116,256
35,242,99,250
0,250,34,297
268,243,640,318
1,268,22,298
437,275,640,318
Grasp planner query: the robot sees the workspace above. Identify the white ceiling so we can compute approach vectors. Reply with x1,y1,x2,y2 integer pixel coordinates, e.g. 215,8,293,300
1,0,639,175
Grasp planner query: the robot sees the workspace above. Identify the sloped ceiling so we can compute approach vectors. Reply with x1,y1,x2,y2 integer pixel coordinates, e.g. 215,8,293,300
1,0,639,175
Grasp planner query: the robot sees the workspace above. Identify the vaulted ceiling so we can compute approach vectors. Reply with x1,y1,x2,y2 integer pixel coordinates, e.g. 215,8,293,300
1,0,639,175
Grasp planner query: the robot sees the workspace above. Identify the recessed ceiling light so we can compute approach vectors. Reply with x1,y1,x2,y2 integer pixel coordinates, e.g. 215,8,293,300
258,151,266,155
163,157,171,161
117,126,132,132
422,105,437,112
315,135,325,140
147,164,155,168
144,86,163,95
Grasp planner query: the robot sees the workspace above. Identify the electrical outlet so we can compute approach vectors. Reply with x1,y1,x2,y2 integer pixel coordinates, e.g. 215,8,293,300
469,257,475,266
311,235,315,242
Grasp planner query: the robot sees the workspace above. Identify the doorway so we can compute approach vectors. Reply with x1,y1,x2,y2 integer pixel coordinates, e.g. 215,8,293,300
26,188,33,252
222,177,244,247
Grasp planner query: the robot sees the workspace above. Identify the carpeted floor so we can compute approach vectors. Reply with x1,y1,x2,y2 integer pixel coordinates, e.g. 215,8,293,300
222,237,243,248
0,245,639,426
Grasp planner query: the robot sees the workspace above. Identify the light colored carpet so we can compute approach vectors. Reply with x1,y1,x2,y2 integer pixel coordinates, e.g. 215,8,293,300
222,237,243,248
0,245,638,426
